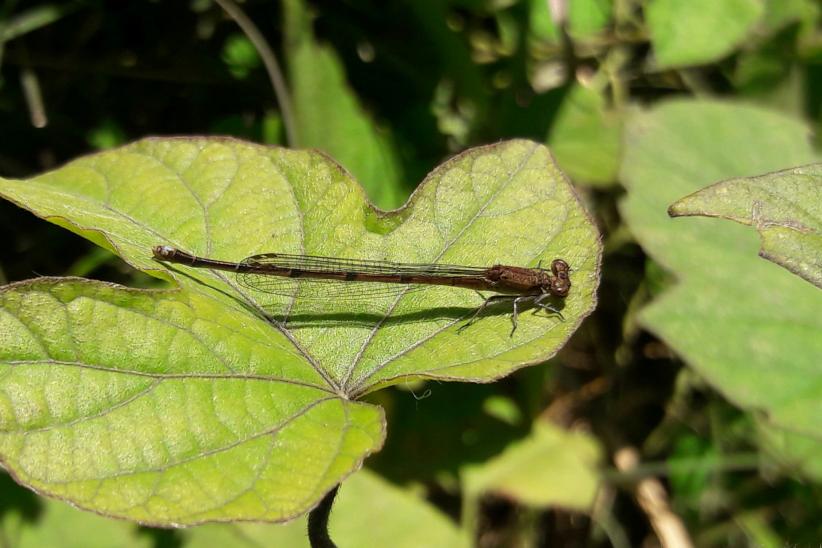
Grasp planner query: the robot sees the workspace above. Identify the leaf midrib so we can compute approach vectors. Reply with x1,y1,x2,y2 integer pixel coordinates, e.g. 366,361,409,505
341,142,542,395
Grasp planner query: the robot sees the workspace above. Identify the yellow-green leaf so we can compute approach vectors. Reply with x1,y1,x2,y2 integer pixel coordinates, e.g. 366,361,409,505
0,137,601,524
0,279,384,525
646,0,764,68
669,164,822,289
462,422,601,510
620,100,822,479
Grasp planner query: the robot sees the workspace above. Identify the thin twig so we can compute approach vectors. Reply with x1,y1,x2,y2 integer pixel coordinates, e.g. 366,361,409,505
20,66,47,128
214,0,297,145
307,484,340,548
614,447,694,548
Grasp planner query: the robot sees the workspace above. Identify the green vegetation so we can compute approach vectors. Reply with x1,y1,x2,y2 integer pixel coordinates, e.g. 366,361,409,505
1,1,820,546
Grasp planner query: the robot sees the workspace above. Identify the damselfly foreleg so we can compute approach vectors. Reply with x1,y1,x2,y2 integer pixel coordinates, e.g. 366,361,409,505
458,294,516,334
458,292,564,336
531,292,565,320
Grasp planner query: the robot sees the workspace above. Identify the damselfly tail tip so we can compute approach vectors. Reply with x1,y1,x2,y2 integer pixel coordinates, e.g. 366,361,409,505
152,245,176,260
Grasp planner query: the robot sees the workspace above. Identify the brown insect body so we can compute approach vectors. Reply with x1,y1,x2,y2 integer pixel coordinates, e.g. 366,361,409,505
154,246,570,298
152,245,570,336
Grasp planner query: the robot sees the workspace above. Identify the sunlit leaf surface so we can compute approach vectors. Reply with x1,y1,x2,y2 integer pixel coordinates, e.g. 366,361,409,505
0,138,600,523
669,164,822,289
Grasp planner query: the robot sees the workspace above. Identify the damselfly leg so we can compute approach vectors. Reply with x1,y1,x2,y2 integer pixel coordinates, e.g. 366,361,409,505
458,291,565,337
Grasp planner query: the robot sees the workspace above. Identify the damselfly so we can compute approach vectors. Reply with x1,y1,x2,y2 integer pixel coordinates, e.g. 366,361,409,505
152,245,570,335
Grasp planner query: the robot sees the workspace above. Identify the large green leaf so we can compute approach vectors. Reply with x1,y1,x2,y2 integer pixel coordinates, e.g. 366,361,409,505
0,278,383,525
1,467,466,548
646,0,764,68
669,164,822,289
0,137,601,524
620,100,822,478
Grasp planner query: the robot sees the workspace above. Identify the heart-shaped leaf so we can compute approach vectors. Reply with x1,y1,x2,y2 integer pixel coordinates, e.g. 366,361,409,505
669,164,822,289
0,138,600,524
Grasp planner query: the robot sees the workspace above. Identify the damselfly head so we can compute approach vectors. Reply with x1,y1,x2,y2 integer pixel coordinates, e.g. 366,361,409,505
549,259,571,297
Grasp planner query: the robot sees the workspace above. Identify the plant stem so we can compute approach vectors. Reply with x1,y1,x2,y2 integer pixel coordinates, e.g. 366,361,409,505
214,0,297,145
308,484,340,548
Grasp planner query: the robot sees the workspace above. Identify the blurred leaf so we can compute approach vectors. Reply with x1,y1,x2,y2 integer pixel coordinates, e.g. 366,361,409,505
209,114,258,139
406,1,491,132
260,111,283,144
731,2,814,112
547,84,622,186
0,137,600,524
757,420,822,480
221,34,261,79
431,80,475,145
568,0,613,38
495,11,520,56
209,112,286,145
762,0,819,34
528,0,611,42
65,246,116,277
1,489,152,548
483,395,522,426
283,0,405,209
183,469,467,547
0,3,81,42
735,511,782,548
86,118,127,150
669,163,822,289
528,0,560,43
366,382,529,482
462,422,602,510
327,470,467,548
646,0,764,68
620,100,822,478
667,434,715,507
733,36,803,112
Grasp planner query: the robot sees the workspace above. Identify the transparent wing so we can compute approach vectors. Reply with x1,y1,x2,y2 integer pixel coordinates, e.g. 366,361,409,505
242,253,489,275
235,253,489,302
236,274,434,301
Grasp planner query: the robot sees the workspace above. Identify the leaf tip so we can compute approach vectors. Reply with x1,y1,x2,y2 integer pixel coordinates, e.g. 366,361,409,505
667,200,685,218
